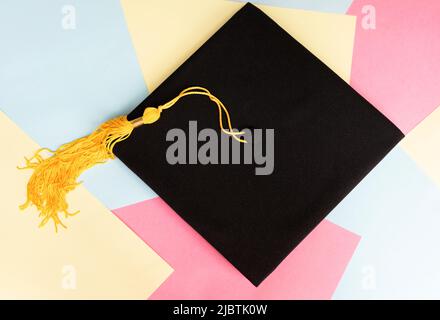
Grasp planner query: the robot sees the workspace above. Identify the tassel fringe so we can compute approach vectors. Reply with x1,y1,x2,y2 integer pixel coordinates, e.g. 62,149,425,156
19,116,135,231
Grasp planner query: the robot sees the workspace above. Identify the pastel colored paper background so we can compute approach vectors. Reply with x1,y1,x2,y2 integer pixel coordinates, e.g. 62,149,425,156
2,0,440,299
234,0,353,13
0,111,172,299
348,0,440,134
114,200,360,299
324,0,440,298
0,0,156,209
401,106,440,189
328,146,440,299
121,0,355,91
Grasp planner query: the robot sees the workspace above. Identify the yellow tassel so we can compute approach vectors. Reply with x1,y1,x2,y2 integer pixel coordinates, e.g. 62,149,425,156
19,87,246,230
18,116,135,231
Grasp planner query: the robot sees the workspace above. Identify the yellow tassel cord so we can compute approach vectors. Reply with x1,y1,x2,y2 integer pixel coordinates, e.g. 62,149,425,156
19,86,246,230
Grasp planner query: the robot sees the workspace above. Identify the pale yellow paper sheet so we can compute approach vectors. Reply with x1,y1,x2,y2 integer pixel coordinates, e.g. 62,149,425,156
401,106,440,188
120,0,356,91
0,112,172,299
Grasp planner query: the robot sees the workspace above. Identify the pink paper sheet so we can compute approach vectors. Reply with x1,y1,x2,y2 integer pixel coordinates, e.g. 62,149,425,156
114,198,360,299
348,0,440,134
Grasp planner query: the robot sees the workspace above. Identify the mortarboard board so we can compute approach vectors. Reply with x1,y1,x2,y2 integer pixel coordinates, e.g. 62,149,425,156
20,3,403,286
114,3,403,285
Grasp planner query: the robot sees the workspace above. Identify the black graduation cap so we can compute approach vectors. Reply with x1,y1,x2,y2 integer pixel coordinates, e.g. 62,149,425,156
21,2,401,285
112,3,403,285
